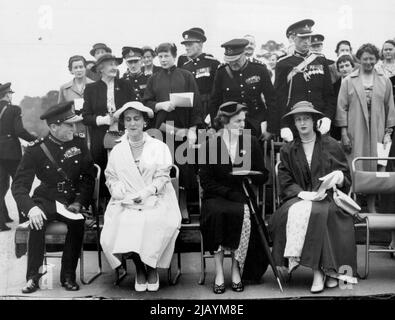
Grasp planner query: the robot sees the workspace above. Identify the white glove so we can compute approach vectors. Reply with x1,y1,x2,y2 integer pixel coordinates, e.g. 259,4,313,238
318,170,344,189
298,191,327,202
281,127,294,142
28,206,47,230
155,101,175,112
111,183,127,200
317,117,331,135
260,121,268,135
96,114,112,126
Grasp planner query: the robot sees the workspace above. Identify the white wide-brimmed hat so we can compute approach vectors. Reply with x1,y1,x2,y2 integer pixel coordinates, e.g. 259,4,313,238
113,101,154,119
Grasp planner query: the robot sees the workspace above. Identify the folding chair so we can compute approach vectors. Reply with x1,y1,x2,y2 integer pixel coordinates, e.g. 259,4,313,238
168,165,201,285
351,157,395,279
25,163,103,284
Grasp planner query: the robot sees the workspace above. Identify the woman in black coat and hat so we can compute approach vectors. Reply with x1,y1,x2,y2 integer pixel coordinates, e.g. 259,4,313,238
198,101,269,294
269,101,358,293
82,54,135,199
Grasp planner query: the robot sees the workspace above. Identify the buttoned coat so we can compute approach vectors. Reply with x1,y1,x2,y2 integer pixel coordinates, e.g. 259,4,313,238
335,68,395,171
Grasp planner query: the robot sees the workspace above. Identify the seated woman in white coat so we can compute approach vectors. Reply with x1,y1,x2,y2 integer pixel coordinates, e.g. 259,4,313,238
100,101,181,292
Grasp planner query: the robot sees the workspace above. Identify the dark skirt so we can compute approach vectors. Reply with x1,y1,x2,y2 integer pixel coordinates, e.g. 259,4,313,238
200,197,269,281
268,197,357,276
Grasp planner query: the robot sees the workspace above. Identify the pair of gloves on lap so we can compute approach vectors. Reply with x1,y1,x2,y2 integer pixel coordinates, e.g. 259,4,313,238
298,170,344,201
111,183,156,204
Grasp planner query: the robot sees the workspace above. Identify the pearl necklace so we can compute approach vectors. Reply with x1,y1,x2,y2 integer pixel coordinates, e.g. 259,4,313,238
301,134,316,144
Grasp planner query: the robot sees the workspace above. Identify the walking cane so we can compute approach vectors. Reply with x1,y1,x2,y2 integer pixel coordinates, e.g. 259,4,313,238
241,176,284,292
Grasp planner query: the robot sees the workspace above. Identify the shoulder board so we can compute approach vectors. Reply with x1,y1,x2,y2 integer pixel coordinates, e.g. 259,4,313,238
204,55,218,61
277,54,292,63
28,138,44,147
74,132,86,139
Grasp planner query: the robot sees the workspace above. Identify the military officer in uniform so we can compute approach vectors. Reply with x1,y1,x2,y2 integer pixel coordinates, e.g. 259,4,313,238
0,83,36,230
12,101,95,293
269,19,335,142
180,27,220,121
244,34,263,64
209,38,276,139
310,34,325,54
121,47,150,101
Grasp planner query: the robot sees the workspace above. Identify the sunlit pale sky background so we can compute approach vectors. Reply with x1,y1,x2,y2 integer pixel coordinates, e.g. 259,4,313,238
1,0,395,104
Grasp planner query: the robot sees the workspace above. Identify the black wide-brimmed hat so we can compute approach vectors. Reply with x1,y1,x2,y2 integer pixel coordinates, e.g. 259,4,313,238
91,53,123,72
282,101,323,120
40,101,82,124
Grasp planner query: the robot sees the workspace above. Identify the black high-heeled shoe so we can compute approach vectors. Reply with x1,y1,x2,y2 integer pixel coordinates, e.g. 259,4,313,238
213,283,225,294
231,281,244,292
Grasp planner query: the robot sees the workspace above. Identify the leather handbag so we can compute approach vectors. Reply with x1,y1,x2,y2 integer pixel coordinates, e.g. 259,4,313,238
103,130,124,149
332,186,361,216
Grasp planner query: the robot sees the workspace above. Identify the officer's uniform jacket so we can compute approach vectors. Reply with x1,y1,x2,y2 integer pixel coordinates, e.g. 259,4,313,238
180,53,220,97
122,71,150,101
209,60,276,136
271,50,335,133
11,133,95,216
0,100,35,160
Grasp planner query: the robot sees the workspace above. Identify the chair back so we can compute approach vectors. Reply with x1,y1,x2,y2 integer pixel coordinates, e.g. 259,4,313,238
273,161,282,212
351,157,395,195
92,164,101,212
170,164,180,201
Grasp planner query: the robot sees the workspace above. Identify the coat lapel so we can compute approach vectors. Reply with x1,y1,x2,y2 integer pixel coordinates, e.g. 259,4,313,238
118,135,147,191
350,69,370,132
293,139,312,190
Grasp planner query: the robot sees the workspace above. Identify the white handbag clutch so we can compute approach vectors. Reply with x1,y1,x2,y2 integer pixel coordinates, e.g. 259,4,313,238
332,186,361,216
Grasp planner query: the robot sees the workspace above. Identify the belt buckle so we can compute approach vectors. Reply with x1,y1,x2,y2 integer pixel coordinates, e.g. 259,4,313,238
57,182,65,192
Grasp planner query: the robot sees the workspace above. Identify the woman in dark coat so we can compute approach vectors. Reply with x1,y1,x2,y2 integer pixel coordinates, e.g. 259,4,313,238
143,42,203,196
269,101,358,294
82,54,135,199
198,101,269,294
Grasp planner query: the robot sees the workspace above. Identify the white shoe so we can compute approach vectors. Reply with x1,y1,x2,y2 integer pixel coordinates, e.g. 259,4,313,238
325,277,338,288
134,277,147,292
311,274,325,294
147,272,160,292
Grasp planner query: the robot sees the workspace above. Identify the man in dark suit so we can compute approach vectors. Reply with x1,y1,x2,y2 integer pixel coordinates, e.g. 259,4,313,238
0,83,36,230
82,53,135,200
12,101,95,293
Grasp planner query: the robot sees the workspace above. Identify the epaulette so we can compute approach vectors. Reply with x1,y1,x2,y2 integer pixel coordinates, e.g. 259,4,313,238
27,137,44,147
74,132,86,139
277,53,292,63
204,55,218,61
